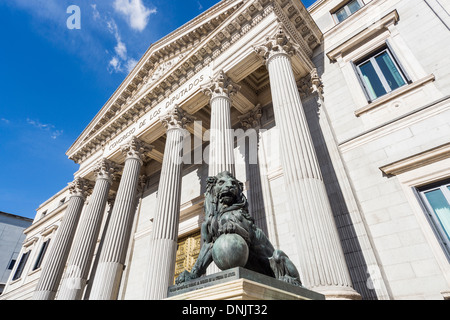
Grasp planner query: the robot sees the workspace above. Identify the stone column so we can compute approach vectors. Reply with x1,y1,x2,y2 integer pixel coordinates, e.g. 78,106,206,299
144,107,194,300
238,105,268,233
254,25,360,300
202,70,240,177
57,159,120,300
89,137,152,300
33,178,90,300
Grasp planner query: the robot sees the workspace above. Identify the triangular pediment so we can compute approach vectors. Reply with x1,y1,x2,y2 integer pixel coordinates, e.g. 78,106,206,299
67,0,244,158
67,0,322,165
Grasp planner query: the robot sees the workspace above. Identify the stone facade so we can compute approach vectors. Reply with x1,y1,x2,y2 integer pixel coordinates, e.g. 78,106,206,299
0,212,33,295
1,0,450,300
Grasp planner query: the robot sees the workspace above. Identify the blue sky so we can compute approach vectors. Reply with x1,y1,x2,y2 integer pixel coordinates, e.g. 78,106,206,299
0,0,316,219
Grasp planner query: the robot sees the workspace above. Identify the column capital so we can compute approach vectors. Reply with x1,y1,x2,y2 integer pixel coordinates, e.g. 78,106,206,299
160,106,195,131
93,158,122,184
310,68,324,96
202,70,241,100
121,136,154,164
68,178,91,199
254,24,300,64
238,104,263,130
298,68,324,102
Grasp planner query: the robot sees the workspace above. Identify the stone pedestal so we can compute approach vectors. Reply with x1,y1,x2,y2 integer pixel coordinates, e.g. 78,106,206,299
167,268,325,300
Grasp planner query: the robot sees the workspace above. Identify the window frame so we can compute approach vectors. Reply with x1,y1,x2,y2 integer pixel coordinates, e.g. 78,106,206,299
353,43,410,103
12,251,31,281
416,179,450,262
332,0,364,24
7,259,16,270
32,239,51,271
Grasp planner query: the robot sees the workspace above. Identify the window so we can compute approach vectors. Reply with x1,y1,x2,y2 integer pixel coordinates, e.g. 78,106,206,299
417,179,450,260
7,259,16,270
12,251,31,281
32,240,50,271
333,0,363,23
354,43,410,102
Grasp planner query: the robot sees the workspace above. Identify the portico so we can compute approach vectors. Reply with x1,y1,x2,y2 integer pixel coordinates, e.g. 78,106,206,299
13,0,368,301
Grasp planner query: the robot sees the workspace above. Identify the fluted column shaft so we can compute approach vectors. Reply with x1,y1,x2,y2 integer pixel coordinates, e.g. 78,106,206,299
89,137,152,300
255,26,360,299
145,107,193,300
57,159,118,300
209,95,235,176
33,178,89,300
203,70,240,177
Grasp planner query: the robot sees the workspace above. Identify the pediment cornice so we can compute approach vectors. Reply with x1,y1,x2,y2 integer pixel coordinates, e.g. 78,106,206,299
67,0,322,165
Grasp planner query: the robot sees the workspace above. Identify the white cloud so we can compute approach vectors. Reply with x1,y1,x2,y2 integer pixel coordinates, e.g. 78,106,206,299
113,0,157,32
115,39,128,60
91,4,101,20
104,17,139,74
51,130,64,140
125,58,138,73
108,56,121,73
26,118,63,139
1,118,10,124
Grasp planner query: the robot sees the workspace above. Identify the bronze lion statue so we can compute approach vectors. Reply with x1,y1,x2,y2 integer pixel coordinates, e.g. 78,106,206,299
176,171,302,287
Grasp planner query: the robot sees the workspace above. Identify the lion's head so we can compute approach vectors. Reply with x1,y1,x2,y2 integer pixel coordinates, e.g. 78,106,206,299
205,171,246,208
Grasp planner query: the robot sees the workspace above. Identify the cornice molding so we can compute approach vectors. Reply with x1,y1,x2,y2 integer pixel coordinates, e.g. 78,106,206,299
380,142,450,176
326,9,399,62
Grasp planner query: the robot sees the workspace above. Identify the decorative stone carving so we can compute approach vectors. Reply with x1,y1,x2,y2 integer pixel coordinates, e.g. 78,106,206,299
202,70,241,100
298,68,324,98
254,24,300,64
120,136,153,164
238,104,263,130
93,158,122,184
175,171,302,287
160,106,195,131
68,177,91,199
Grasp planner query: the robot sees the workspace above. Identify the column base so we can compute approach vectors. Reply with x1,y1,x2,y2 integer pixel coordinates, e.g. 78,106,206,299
89,262,124,300
313,286,362,300
32,290,57,300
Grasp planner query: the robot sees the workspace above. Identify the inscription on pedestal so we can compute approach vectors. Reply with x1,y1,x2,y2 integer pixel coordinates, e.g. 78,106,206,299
168,269,238,296
167,267,325,300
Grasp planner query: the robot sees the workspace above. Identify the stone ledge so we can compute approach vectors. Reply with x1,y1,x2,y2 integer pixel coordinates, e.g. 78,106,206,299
166,267,325,300
354,74,436,117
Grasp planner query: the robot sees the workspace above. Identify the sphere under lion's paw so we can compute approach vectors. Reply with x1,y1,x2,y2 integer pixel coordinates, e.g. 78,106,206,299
212,233,249,270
